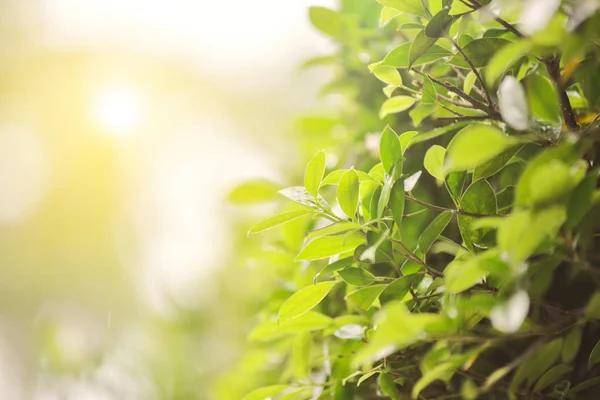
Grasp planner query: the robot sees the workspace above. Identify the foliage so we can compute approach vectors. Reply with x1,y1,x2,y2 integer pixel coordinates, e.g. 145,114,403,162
225,0,600,398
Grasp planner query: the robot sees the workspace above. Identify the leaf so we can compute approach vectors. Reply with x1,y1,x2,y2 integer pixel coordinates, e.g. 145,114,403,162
419,212,453,255
513,338,563,390
409,31,438,67
526,74,561,123
498,76,530,131
533,365,572,393
346,284,387,310
568,377,600,396
410,103,436,127
485,39,533,87
586,292,600,319
338,267,376,286
280,186,328,208
307,222,362,240
390,180,405,229
380,96,416,119
425,8,454,38
314,257,355,283
520,0,561,35
528,160,574,207
338,169,359,217
292,332,312,377
380,6,402,26
278,281,337,322
566,174,597,228
304,150,327,197
449,38,512,68
382,42,452,68
399,131,418,153
369,62,403,86
380,126,402,173
358,370,380,386
228,179,281,204
491,290,530,334
248,210,312,235
445,171,467,206
413,361,461,398
463,70,477,95
379,372,401,400
404,171,422,192
422,75,437,104
473,145,522,181
458,179,497,250
444,258,487,294
409,121,471,145
445,124,517,174
424,145,446,180
309,6,342,38
322,169,374,186
296,233,365,261
377,0,426,16
248,312,333,341
242,385,288,400
379,274,422,304
378,175,394,219
562,326,583,363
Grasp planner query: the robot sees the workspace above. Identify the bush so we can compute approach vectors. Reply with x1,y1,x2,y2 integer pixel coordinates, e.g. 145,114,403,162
226,1,600,399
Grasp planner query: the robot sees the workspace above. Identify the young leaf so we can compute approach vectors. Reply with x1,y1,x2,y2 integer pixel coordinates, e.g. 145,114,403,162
369,62,403,86
445,124,516,174
485,39,533,87
280,186,328,208
380,6,401,26
380,96,416,119
307,222,362,240
463,70,477,95
424,145,446,181
380,126,402,173
248,210,313,235
309,6,342,38
377,0,427,17
296,233,365,261
498,76,530,131
399,131,418,153
418,212,453,256
409,31,438,67
278,281,337,322
346,284,387,310
337,169,359,217
305,150,327,197
338,267,376,286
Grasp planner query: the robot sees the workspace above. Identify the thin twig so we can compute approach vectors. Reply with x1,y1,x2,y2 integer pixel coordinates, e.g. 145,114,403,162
439,103,465,117
437,94,475,108
392,240,444,278
405,194,491,218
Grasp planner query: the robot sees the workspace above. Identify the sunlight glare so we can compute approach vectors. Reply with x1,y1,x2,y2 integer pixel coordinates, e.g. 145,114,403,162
93,87,144,137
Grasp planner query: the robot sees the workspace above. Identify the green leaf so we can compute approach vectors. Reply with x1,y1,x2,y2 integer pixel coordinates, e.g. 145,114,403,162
399,131,418,153
526,74,561,123
380,6,402,26
382,42,452,68
445,124,517,174
309,6,342,38
242,385,288,400
413,361,461,398
358,370,380,386
338,267,376,286
472,145,522,181
380,126,402,174
305,150,327,197
586,292,600,319
296,233,365,261
346,284,387,310
569,377,600,396
228,179,281,204
278,282,337,322
562,326,583,363
422,75,437,104
248,312,333,341
377,0,427,16
511,338,563,391
410,103,437,127
369,62,403,86
379,372,401,400
533,365,572,393
390,180,405,229
485,39,533,87
338,169,359,217
425,8,454,38
463,70,477,95
279,186,328,208
409,120,471,145
566,173,596,228
409,31,438,67
307,222,362,240
424,145,446,180
322,169,374,186
248,210,313,235
419,212,453,255
449,38,512,68
445,170,467,206
527,160,574,206
444,258,487,294
314,257,355,283
292,332,312,377
379,274,422,304
589,340,600,369
458,180,497,250
380,96,416,119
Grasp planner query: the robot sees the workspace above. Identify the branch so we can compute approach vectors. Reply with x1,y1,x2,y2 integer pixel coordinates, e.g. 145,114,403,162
405,195,492,218
437,94,475,108
544,56,579,130
436,115,500,122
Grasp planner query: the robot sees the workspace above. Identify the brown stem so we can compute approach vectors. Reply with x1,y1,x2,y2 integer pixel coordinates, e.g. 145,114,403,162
544,56,579,130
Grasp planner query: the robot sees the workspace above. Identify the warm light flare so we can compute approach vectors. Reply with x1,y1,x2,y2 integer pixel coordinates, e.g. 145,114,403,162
92,87,143,137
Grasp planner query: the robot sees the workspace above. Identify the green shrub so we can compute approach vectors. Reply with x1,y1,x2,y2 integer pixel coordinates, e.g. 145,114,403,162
227,1,600,398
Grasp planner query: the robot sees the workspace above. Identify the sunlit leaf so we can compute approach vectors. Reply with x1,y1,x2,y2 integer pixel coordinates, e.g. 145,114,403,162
382,42,452,68
338,267,376,286
242,385,288,400
419,212,453,256
228,179,281,204
380,96,416,119
338,169,359,218
425,8,454,38
449,38,512,68
304,150,327,197
309,6,342,38
377,0,427,16
424,145,446,180
379,372,401,400
346,284,387,310
307,222,362,240
278,281,337,322
485,39,533,87
369,62,402,86
249,210,313,235
409,31,438,68
296,233,365,261
379,126,402,174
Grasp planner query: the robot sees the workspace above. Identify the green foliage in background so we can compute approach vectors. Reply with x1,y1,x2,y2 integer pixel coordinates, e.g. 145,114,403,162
224,0,600,399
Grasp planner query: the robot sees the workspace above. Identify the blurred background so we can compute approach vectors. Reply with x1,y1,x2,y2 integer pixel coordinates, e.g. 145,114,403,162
0,0,340,398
